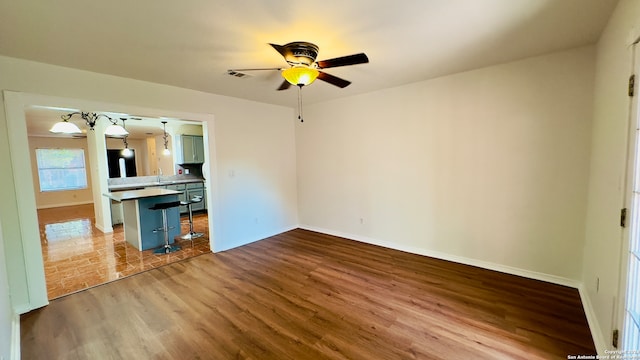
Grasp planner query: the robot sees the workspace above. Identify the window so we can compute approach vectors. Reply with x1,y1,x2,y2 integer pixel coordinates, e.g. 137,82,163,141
35,148,88,192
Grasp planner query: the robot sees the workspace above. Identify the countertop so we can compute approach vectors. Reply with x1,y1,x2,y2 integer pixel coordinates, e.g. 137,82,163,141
104,188,182,202
108,178,204,191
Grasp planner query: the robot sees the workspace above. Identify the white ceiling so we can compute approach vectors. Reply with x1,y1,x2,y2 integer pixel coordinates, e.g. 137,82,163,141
0,0,618,110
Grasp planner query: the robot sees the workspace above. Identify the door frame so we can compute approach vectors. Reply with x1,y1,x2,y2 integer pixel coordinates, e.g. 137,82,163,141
617,37,640,350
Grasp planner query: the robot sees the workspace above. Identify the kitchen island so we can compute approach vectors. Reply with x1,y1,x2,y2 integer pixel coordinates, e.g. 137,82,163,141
104,188,182,251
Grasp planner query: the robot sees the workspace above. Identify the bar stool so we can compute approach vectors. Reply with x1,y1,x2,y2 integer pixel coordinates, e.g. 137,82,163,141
150,200,182,254
180,195,204,240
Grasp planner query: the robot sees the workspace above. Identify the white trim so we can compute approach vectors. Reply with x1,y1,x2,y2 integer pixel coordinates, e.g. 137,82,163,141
36,201,94,210
614,40,640,352
10,313,19,360
297,226,604,347
579,284,607,356
299,224,581,288
3,91,49,311
94,222,113,234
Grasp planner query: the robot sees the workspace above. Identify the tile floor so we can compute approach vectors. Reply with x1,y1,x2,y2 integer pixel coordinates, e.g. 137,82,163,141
38,203,211,299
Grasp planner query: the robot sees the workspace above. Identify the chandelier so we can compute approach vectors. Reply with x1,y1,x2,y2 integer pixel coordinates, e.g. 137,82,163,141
50,112,129,137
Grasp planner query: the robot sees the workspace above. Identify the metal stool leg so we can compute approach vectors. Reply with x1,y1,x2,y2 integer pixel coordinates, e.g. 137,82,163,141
181,200,204,240
153,207,181,254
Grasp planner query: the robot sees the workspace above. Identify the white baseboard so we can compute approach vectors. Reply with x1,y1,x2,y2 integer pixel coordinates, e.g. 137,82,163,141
298,225,610,353
36,200,93,210
11,313,20,360
298,225,580,288
579,284,607,356
95,222,113,234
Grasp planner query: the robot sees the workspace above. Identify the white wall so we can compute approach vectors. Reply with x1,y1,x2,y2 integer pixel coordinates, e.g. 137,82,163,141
0,55,298,312
297,46,595,284
582,0,640,353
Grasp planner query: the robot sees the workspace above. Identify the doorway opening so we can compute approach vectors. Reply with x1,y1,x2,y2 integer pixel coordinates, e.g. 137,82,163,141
4,91,217,309
621,42,640,351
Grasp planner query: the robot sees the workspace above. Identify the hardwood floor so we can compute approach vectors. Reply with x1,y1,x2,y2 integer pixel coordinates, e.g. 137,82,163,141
38,203,211,299
21,229,596,359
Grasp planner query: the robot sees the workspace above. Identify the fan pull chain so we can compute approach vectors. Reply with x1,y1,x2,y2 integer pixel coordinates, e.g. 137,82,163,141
297,85,304,122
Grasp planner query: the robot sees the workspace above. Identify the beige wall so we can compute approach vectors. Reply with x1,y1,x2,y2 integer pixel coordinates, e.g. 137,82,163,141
297,46,595,284
155,134,174,176
0,55,298,312
28,136,94,209
582,0,640,353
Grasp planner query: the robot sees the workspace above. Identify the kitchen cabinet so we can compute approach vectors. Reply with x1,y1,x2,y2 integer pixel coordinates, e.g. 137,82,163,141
180,135,204,164
163,182,206,214
111,200,124,225
165,184,187,213
186,182,206,212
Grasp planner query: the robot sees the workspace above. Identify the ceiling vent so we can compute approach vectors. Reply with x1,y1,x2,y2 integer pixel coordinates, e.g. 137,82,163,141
227,70,251,78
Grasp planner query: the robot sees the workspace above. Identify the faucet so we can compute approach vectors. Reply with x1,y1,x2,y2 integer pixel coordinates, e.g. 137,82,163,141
157,168,163,183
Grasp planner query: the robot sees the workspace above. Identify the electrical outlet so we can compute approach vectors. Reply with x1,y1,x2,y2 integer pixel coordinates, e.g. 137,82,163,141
359,218,364,224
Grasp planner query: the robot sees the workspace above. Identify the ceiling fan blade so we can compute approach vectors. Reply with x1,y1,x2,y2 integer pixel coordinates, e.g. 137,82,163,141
269,43,287,58
317,71,351,88
316,53,369,69
277,80,292,91
228,67,282,72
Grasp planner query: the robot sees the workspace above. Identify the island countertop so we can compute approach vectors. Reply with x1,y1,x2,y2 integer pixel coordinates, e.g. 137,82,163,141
104,188,182,202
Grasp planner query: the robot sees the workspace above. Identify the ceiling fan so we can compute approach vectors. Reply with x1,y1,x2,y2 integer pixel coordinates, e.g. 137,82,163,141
228,41,369,90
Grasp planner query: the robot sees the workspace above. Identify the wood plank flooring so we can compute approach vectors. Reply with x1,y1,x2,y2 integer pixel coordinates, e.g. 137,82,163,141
21,229,596,359
38,203,211,299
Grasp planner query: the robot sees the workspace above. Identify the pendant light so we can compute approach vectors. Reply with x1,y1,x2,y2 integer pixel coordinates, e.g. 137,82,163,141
49,118,82,134
161,121,171,156
105,121,129,137
120,118,133,157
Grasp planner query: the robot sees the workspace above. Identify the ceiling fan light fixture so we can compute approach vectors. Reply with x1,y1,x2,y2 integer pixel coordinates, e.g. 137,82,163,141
50,119,82,134
282,66,319,86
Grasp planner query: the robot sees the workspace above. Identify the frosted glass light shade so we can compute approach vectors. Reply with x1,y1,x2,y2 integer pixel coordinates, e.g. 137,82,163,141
121,147,133,157
162,147,171,156
104,124,129,137
50,121,82,134
282,66,319,86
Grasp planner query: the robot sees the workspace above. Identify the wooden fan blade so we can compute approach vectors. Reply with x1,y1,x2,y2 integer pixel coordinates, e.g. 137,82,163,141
317,71,351,88
228,67,282,72
269,43,287,58
277,80,292,91
316,53,369,69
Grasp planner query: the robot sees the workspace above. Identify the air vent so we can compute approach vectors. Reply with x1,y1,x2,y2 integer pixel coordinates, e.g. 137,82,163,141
227,70,251,78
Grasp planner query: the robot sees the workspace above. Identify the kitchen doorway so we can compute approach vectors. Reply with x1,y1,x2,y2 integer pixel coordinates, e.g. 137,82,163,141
38,203,210,299
4,91,218,311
